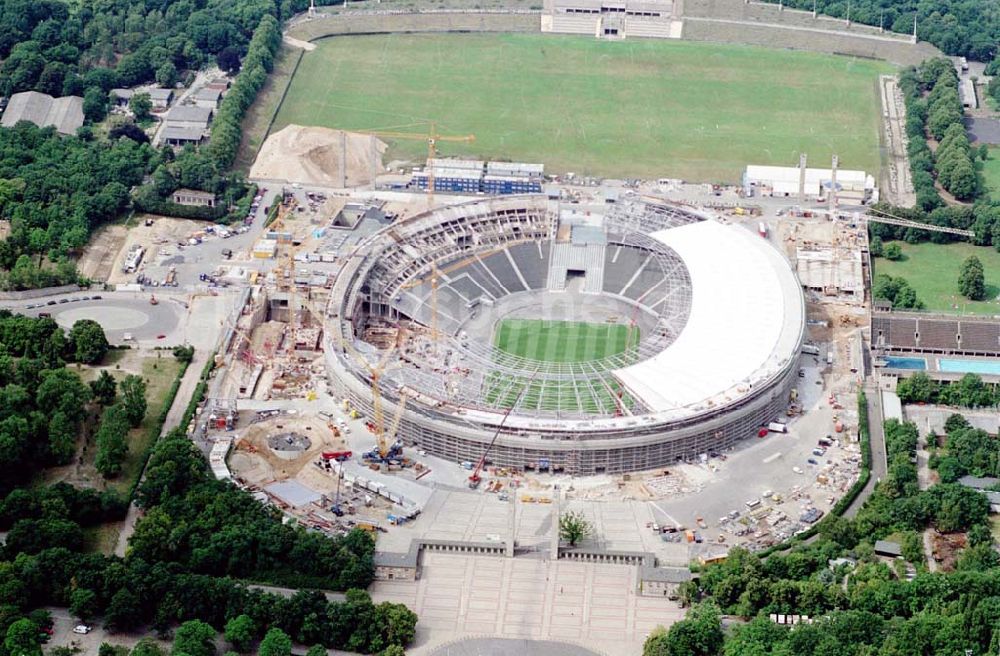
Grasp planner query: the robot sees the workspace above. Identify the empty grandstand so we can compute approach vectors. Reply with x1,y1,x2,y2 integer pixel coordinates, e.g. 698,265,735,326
325,196,804,474
541,0,682,39
872,308,1000,356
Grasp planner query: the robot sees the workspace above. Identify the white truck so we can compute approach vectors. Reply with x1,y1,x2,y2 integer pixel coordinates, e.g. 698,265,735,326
767,422,788,434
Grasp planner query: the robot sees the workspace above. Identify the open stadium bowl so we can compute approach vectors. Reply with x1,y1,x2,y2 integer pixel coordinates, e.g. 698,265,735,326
324,196,804,474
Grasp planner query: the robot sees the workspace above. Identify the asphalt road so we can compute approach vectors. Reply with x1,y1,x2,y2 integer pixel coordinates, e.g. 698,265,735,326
844,383,886,518
5,290,184,344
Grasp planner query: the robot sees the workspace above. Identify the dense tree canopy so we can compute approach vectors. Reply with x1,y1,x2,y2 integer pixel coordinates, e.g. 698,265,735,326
761,0,999,61
0,122,155,289
872,273,924,309
0,0,310,100
896,371,1000,407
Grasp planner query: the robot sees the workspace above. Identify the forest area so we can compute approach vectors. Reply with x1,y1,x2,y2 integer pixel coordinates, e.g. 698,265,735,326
0,0,303,290
0,314,416,656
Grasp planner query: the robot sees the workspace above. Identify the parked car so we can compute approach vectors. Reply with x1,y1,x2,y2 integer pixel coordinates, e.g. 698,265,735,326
72,626,91,635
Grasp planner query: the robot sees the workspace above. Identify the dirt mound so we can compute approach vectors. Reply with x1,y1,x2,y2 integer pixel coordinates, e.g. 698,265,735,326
250,124,387,187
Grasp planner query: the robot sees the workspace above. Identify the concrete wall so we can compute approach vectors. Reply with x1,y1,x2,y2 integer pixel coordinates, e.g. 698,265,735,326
287,12,540,42
682,0,941,66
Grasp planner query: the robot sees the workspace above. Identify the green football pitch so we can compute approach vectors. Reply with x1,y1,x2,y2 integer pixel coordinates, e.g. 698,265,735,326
494,319,633,362
272,33,892,181
485,319,635,414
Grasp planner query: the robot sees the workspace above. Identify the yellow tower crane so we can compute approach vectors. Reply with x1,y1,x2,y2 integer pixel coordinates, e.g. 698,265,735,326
342,342,399,458
364,123,475,207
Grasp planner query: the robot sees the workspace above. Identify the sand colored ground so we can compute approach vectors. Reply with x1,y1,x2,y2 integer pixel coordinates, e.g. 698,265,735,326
99,215,209,285
77,224,128,283
249,124,387,187
231,414,346,485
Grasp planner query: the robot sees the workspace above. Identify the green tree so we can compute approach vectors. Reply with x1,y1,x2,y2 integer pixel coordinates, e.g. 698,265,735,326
94,403,129,478
48,410,77,465
173,345,195,363
256,628,291,656
155,62,178,88
36,369,91,422
70,587,99,621
559,510,592,547
82,86,108,123
90,370,117,406
4,618,43,656
947,158,978,200
895,372,936,404
223,614,255,653
119,374,146,428
884,242,903,260
171,620,216,656
958,255,986,300
99,644,129,656
378,647,404,656
129,92,152,120
131,641,165,656
305,647,327,656
644,602,723,656
869,235,883,257
68,319,109,364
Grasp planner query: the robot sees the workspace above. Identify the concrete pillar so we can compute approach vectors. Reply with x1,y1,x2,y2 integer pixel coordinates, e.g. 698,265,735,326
550,485,561,561
506,489,516,558
830,155,839,213
798,153,807,202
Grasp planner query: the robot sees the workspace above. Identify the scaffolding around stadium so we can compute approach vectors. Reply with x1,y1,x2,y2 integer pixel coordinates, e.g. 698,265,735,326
324,195,805,474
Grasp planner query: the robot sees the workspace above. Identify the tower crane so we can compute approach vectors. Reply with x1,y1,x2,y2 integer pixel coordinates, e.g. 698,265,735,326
364,122,475,206
342,341,402,460
468,370,540,489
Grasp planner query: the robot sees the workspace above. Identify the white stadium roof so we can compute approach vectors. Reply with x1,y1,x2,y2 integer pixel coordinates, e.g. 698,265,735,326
614,220,803,419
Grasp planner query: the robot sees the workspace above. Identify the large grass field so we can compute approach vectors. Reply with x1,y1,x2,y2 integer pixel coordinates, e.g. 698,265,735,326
983,148,1000,202
494,318,632,362
875,242,1000,314
272,33,891,181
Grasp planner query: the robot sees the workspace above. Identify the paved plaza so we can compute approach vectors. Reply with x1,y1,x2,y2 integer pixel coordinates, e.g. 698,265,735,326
370,553,684,656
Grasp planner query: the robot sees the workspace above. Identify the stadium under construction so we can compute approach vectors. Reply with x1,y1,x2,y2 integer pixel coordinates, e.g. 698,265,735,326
324,195,805,474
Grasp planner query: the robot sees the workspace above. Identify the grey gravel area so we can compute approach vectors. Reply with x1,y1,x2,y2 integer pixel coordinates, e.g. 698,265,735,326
428,638,605,656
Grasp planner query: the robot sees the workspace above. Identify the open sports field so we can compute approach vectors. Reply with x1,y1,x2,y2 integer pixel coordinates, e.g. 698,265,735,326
875,242,1000,314
485,319,634,413
273,33,891,181
494,319,632,362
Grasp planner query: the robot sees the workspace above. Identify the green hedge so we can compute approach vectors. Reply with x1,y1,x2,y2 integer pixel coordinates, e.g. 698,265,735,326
181,353,217,431
208,16,282,169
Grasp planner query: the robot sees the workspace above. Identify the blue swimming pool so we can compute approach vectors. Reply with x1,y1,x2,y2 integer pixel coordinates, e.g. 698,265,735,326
938,358,1000,376
884,356,927,370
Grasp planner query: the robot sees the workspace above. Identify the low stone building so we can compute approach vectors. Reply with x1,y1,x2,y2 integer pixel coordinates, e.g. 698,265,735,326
637,565,692,598
172,188,217,207
373,548,419,581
